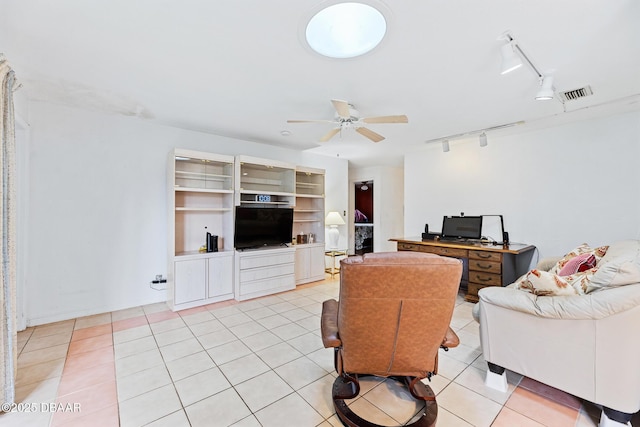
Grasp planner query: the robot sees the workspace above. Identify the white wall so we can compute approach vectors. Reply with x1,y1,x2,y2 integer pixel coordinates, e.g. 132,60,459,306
23,101,348,325
349,166,404,253
404,111,640,260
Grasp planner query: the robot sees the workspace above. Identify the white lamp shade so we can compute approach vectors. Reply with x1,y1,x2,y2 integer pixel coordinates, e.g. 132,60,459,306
536,75,555,100
500,42,523,74
325,211,345,226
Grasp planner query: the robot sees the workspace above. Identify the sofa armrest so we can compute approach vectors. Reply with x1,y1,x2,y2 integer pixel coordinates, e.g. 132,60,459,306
536,256,562,272
478,283,640,320
321,299,341,348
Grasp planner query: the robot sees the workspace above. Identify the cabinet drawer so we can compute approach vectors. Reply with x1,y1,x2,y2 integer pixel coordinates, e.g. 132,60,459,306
240,263,295,282
240,252,295,269
469,259,501,274
239,275,295,297
469,271,502,287
469,250,502,262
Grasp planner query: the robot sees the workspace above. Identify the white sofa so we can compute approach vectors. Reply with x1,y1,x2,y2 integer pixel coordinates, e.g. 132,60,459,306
474,240,640,427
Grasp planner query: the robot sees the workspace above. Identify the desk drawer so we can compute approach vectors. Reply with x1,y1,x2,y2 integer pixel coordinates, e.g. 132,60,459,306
418,246,468,258
469,271,501,287
397,242,419,251
397,243,467,258
469,250,502,262
467,283,496,302
469,259,501,274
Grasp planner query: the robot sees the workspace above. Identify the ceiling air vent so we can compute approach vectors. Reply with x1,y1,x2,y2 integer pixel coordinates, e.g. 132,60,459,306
559,85,593,102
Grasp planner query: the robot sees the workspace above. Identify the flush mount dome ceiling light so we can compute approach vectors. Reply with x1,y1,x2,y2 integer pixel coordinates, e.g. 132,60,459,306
305,2,387,59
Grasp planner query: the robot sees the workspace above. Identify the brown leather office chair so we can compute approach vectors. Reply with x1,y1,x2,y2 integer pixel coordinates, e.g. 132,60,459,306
321,251,462,427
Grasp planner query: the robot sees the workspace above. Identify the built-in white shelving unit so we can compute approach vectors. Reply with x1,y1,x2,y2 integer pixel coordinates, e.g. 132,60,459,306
293,166,326,285
167,151,328,309
167,149,235,311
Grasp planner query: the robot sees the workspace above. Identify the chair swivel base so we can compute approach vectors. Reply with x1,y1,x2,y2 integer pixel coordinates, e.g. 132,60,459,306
332,374,438,427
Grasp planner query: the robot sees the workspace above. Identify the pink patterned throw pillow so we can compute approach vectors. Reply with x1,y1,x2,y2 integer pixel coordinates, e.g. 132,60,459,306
549,243,609,275
558,253,597,276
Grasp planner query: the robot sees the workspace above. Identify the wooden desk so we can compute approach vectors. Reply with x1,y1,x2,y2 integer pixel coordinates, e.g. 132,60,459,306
390,237,536,302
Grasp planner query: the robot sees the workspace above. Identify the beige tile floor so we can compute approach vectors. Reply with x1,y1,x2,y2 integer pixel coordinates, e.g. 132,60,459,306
2,275,638,426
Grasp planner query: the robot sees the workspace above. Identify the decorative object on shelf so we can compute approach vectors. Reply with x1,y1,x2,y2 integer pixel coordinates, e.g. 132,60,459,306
325,211,346,249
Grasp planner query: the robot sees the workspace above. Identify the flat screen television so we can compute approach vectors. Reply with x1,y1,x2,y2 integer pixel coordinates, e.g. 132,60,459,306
441,215,483,240
234,206,293,250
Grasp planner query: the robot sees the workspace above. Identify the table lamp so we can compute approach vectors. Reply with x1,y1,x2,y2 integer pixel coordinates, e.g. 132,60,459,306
325,211,345,249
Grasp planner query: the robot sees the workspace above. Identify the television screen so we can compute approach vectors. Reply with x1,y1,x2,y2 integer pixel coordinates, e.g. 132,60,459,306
441,216,483,240
234,207,293,250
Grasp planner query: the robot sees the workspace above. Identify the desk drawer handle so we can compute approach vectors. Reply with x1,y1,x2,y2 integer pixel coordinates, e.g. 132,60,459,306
477,263,493,269
477,253,492,259
476,275,492,282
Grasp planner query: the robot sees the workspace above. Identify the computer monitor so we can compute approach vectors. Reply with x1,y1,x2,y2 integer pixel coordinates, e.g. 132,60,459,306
441,216,483,240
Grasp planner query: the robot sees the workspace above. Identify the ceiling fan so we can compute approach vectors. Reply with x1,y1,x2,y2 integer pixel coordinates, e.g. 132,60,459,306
287,99,408,143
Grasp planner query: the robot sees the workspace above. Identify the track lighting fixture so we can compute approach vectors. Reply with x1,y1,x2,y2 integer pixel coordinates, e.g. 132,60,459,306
500,41,523,75
426,120,524,149
479,132,488,147
498,31,555,101
536,75,555,100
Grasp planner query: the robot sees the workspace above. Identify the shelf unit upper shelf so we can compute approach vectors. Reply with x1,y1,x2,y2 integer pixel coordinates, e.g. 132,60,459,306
235,155,297,206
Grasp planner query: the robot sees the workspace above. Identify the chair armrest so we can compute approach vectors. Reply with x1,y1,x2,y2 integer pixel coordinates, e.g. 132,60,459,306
441,327,459,349
321,299,341,348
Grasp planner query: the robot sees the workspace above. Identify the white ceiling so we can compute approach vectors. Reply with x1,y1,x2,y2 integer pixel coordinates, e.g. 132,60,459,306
2,0,639,167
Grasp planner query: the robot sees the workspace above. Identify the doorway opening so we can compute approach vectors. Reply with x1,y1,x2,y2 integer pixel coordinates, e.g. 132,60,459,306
354,181,373,255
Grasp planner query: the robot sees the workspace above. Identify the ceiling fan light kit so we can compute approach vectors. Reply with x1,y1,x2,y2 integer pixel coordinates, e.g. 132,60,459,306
287,99,408,143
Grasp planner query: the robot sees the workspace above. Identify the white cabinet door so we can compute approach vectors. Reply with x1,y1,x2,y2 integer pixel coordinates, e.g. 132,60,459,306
174,259,206,305
309,245,326,279
208,256,233,298
295,246,311,283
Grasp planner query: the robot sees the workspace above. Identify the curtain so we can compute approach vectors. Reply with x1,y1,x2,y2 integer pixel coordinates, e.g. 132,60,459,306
1,53,18,406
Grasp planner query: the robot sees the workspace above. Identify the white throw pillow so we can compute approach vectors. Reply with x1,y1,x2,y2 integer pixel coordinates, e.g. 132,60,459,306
587,255,640,293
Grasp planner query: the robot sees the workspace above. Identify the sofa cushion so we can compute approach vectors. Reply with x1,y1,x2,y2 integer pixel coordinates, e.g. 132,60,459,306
549,243,609,275
596,240,640,265
558,253,596,276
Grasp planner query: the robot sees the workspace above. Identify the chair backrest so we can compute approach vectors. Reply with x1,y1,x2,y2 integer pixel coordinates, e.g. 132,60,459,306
338,251,462,378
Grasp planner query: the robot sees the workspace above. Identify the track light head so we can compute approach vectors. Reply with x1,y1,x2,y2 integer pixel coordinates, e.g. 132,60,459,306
500,41,523,75
479,132,488,147
442,140,450,152
536,75,555,100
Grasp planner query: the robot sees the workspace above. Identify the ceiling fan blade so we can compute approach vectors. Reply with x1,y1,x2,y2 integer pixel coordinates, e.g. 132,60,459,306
331,99,351,118
361,115,409,124
356,127,385,143
319,128,341,142
287,119,334,124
